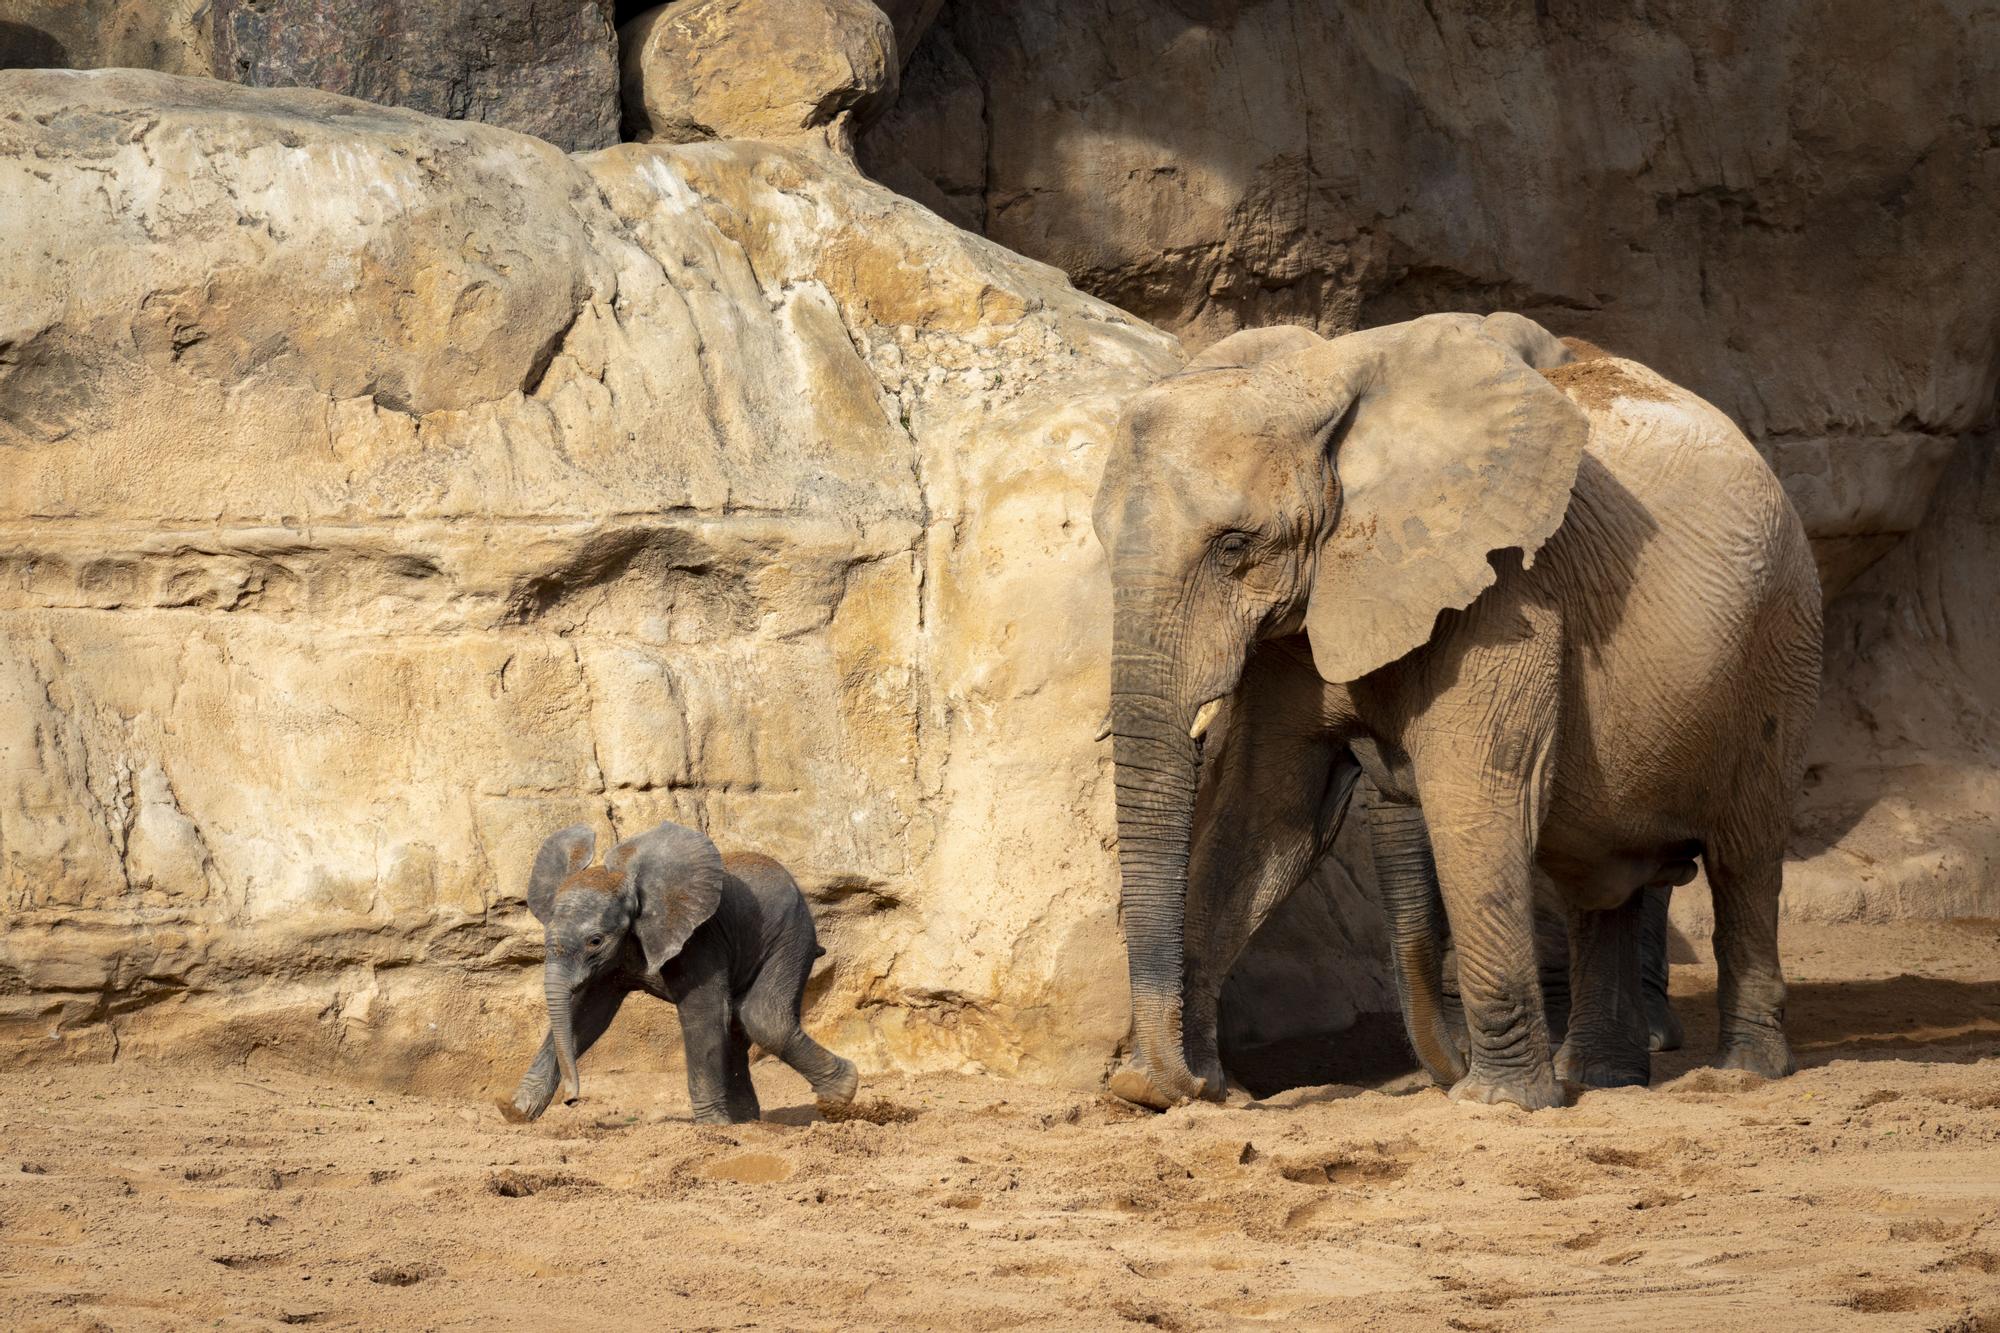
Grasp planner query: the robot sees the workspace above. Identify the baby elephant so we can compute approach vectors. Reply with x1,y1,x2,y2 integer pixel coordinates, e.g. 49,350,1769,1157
503,820,858,1124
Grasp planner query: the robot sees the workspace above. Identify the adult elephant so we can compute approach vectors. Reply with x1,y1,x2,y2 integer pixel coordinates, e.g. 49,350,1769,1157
1094,313,1820,1111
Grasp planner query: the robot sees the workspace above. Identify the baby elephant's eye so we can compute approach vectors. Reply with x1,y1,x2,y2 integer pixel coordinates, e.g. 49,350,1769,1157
587,935,605,950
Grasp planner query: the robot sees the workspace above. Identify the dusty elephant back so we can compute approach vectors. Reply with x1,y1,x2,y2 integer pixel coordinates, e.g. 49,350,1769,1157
718,849,820,955
1531,353,1822,839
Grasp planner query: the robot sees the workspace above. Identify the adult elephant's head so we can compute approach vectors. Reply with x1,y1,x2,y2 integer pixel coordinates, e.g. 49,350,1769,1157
1092,312,1589,1104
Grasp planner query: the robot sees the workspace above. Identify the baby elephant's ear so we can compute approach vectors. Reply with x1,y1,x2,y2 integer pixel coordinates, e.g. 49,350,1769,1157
608,822,725,972
527,825,596,923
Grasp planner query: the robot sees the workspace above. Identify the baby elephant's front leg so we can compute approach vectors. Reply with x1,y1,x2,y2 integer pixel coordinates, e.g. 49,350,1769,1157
502,984,627,1123
677,973,758,1125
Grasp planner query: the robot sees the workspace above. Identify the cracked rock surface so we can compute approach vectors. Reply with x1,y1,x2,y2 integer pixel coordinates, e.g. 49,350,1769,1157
867,0,2000,594
0,68,1247,1087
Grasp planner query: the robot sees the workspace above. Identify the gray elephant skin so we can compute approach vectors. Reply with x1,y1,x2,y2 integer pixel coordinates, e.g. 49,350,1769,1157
504,820,859,1124
1094,312,1822,1112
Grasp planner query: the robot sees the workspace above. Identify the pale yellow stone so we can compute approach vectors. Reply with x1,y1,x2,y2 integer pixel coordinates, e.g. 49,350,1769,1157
620,0,897,151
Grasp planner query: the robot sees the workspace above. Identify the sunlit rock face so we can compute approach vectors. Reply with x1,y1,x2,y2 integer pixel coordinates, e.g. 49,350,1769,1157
4,0,1995,1099
0,68,1214,1089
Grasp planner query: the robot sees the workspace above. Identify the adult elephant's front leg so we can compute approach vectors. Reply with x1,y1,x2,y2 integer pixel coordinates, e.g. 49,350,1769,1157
1419,791,1560,1110
1403,607,1565,1111
1178,660,1358,1097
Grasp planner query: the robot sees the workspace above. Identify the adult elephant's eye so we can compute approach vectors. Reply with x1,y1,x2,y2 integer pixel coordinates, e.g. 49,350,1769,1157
1215,531,1253,562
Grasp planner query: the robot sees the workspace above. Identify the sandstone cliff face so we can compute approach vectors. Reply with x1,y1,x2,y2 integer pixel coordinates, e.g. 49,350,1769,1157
868,0,2000,928
868,1,2000,596
0,68,1209,1090
4,5,1995,1096
0,0,621,151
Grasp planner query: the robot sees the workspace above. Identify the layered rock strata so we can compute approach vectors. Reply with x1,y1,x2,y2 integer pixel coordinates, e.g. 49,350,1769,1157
0,69,1218,1088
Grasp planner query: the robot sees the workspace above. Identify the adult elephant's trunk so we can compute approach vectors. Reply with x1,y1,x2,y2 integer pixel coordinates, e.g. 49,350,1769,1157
1368,801,1468,1086
1111,648,1209,1105
545,966,582,1103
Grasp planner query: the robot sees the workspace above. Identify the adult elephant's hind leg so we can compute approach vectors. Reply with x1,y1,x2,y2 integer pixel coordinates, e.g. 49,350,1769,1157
1554,891,1651,1089
1707,845,1793,1078
1642,884,1684,1052
1533,890,1572,1047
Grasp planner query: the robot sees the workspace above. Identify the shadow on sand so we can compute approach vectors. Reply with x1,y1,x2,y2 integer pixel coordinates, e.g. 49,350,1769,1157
1226,973,2000,1098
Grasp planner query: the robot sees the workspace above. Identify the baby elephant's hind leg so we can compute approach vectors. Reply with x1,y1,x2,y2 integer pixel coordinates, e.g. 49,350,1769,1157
740,952,857,1109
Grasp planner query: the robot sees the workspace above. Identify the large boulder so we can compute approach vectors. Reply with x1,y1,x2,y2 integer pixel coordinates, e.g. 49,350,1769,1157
620,0,897,150
0,0,621,152
5,68,1375,1092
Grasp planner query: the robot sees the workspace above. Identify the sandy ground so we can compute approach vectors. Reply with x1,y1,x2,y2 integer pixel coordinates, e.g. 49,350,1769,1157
4,921,2000,1331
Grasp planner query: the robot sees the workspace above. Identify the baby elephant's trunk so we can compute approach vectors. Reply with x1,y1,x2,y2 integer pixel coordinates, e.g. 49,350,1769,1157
545,969,581,1103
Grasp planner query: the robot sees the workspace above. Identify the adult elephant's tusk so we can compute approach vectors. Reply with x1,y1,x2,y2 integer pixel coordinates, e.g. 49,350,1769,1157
1094,711,1113,743
1189,698,1223,741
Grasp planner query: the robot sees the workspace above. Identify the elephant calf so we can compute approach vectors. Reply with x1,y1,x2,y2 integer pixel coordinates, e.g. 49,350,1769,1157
502,820,858,1125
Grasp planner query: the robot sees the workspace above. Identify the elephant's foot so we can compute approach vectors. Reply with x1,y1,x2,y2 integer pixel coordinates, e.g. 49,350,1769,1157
501,1077,556,1123
1105,1057,1219,1110
813,1057,860,1111
1106,1060,1174,1110
1554,1040,1650,1090
1449,1063,1564,1111
1647,1003,1685,1053
691,1105,746,1125
1717,1028,1794,1079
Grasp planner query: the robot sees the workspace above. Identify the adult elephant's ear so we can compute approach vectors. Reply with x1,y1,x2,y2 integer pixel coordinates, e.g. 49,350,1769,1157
1290,313,1589,683
527,825,595,923
608,822,725,972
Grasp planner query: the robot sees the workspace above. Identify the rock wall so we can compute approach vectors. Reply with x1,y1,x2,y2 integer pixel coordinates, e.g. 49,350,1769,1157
4,4,1995,1096
0,0,621,151
868,1,2000,592
1791,433,2000,920
0,68,1202,1091
868,0,2000,930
